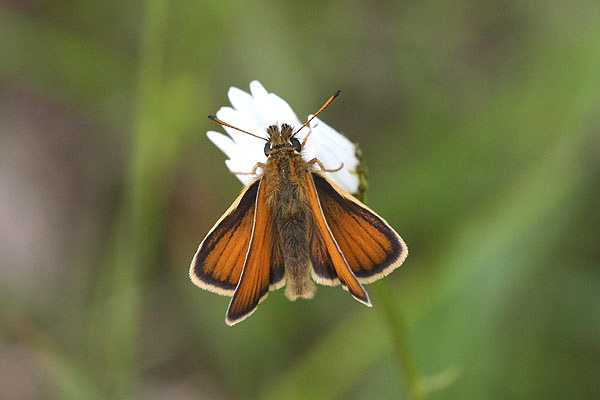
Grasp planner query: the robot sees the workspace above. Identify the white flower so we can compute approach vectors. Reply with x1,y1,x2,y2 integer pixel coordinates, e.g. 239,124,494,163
207,81,361,194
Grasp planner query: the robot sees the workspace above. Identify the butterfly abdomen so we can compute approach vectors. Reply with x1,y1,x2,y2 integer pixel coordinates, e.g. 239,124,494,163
265,150,316,300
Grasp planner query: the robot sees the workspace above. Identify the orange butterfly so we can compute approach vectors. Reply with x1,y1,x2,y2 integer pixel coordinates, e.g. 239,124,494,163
190,89,408,325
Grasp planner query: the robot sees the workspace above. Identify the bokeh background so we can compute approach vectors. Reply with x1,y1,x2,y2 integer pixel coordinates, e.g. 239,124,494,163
1,1,599,399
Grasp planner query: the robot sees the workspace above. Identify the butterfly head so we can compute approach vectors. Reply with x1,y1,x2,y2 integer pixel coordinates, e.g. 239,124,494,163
264,124,302,156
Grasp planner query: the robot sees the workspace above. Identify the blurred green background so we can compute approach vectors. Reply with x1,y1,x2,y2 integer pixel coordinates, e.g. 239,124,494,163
1,1,599,399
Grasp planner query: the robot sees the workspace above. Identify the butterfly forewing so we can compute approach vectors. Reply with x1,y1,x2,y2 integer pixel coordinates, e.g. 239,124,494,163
226,180,282,325
311,173,408,283
190,180,259,295
305,172,371,306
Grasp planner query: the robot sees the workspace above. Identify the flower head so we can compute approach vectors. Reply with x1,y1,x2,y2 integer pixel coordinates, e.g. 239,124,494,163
207,81,361,194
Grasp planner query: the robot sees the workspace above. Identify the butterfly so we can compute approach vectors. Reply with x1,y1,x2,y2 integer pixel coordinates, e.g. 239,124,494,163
190,89,408,325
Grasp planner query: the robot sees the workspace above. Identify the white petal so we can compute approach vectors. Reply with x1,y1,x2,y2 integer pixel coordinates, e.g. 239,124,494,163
310,140,359,194
248,81,273,126
206,130,239,160
250,82,285,127
301,141,318,162
228,86,266,130
207,81,361,193
310,116,355,150
336,171,360,194
314,145,340,170
301,116,360,194
268,93,303,127
224,160,256,186
249,80,268,97
216,107,265,149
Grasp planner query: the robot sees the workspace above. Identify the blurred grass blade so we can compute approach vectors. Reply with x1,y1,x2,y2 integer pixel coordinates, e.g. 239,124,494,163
0,5,132,112
89,0,170,397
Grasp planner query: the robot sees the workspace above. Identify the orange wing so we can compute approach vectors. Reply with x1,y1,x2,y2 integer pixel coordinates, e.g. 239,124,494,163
311,173,407,284
189,180,260,295
226,180,283,325
305,173,371,306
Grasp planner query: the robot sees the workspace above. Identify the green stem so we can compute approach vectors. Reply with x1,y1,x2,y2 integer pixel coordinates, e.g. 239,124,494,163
94,0,169,398
372,280,423,400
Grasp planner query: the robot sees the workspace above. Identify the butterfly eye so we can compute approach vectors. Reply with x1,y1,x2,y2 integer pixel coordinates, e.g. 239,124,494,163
290,137,301,152
264,142,271,156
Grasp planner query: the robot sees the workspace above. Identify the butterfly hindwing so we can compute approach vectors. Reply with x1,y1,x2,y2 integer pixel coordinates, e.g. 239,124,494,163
269,231,285,290
311,173,407,283
309,231,338,285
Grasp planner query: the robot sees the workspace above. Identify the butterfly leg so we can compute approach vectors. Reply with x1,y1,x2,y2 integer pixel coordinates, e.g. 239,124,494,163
307,158,344,173
301,129,313,147
231,162,266,176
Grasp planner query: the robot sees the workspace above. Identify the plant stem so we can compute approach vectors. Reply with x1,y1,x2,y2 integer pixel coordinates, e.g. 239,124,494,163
372,280,423,400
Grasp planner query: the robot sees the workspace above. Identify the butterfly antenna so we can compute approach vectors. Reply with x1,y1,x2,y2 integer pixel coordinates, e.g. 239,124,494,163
292,90,341,138
208,115,268,141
